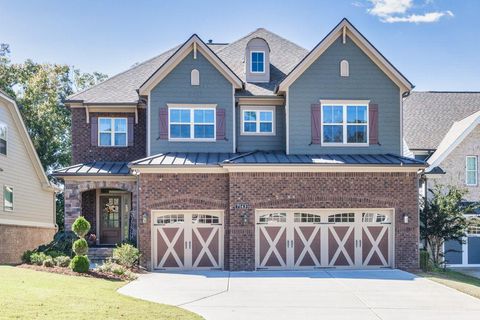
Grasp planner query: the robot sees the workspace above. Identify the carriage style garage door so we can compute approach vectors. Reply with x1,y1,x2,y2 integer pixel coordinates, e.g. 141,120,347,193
255,209,393,270
152,210,224,270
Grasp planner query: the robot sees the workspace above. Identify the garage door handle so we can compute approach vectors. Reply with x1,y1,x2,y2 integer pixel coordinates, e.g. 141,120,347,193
185,241,188,249
189,241,192,249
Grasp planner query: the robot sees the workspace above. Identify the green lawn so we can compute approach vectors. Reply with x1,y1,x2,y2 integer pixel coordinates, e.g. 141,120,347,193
418,268,480,300
0,266,203,320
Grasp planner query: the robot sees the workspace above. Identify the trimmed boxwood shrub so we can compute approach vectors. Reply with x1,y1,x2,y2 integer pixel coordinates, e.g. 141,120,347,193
72,217,90,238
22,250,34,264
54,256,71,268
70,255,90,273
43,257,55,268
72,239,88,256
30,252,48,266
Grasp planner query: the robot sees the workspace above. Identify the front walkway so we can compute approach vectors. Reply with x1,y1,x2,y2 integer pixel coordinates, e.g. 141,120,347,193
118,269,480,320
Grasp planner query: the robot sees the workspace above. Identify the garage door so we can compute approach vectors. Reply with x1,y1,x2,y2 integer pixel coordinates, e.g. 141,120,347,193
152,210,224,270
255,209,393,270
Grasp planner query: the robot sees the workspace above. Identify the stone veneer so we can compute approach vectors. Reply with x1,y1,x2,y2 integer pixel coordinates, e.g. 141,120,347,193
63,179,137,240
0,224,56,264
138,171,420,271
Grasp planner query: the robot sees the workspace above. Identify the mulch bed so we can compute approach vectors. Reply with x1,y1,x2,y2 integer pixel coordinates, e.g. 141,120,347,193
18,264,133,281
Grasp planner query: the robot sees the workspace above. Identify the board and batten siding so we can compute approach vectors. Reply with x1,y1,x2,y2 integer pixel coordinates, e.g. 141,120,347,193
0,100,55,227
236,105,286,152
149,51,234,154
288,36,401,155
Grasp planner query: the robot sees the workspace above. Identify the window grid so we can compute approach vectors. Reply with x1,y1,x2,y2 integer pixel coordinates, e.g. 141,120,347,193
294,212,321,223
98,118,127,147
468,225,480,236
250,51,265,73
466,156,478,186
242,109,274,134
328,212,355,223
169,107,215,140
3,185,13,211
362,212,388,223
156,214,185,225
0,122,6,156
259,212,286,223
192,214,220,224
321,104,368,145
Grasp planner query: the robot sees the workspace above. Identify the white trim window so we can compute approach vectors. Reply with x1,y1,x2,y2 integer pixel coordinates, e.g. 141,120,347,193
169,106,216,141
250,51,265,73
3,185,13,211
321,100,369,146
241,106,275,135
98,118,127,147
466,156,478,186
0,122,6,156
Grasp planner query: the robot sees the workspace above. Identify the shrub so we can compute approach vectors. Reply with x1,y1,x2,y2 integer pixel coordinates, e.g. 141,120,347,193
113,243,140,268
30,252,49,266
44,250,64,258
72,238,88,256
36,231,78,257
54,256,71,268
96,259,136,280
22,250,33,264
420,250,433,272
72,217,90,238
42,257,55,268
69,255,90,273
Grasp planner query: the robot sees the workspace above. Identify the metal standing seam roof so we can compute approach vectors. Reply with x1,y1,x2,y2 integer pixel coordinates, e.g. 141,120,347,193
130,151,425,167
53,162,130,176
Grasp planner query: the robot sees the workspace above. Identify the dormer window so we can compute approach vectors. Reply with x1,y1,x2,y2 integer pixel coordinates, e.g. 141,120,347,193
251,51,265,73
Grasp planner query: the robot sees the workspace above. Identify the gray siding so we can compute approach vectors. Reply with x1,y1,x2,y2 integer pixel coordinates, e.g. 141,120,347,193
468,237,480,264
288,36,401,155
444,240,463,264
150,51,234,154
236,105,285,152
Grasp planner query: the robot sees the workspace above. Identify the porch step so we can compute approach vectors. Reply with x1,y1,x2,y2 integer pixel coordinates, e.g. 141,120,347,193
88,247,114,263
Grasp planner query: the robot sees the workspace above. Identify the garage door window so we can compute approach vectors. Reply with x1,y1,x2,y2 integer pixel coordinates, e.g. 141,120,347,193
328,212,355,223
294,212,321,223
156,214,184,225
192,214,219,224
259,212,286,223
362,212,388,223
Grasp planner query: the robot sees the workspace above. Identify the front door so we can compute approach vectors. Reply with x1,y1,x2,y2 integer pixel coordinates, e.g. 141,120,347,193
100,196,122,245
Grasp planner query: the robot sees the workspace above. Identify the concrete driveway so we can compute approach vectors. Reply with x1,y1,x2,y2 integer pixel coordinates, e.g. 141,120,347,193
118,269,480,320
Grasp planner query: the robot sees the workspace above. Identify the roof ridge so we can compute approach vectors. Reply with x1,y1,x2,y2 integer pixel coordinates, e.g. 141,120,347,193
68,45,180,101
216,27,307,54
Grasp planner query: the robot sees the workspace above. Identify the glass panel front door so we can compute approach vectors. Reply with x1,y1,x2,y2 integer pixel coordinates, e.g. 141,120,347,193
100,196,122,244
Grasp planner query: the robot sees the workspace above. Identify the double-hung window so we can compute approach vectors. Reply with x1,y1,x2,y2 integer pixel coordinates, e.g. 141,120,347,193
98,118,127,147
321,101,368,145
0,122,6,155
169,106,215,141
241,107,275,135
3,185,13,211
466,156,478,186
250,51,265,73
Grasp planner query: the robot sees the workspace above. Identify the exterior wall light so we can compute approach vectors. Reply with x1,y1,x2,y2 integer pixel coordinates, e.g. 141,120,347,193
404,214,409,224
143,212,148,224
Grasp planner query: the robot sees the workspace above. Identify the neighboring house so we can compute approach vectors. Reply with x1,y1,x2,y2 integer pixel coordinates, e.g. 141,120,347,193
404,91,480,267
0,90,57,264
53,19,424,271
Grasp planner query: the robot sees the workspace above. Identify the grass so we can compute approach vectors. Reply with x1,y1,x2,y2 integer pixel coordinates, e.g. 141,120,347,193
0,266,203,320
417,268,480,299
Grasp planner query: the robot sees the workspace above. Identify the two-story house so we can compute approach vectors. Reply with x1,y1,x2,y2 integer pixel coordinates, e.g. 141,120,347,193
54,19,425,271
404,92,480,267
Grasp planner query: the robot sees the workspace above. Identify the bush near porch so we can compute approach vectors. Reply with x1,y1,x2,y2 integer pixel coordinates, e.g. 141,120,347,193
0,266,202,320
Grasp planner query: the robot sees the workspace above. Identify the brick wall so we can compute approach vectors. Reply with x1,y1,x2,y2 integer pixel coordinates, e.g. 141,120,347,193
137,171,420,271
71,108,146,164
0,225,56,264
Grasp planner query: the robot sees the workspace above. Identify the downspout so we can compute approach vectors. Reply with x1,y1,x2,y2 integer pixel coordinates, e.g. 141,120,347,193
135,171,140,247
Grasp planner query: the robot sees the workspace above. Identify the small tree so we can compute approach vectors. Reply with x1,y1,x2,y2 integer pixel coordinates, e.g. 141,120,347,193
70,217,91,273
420,185,474,267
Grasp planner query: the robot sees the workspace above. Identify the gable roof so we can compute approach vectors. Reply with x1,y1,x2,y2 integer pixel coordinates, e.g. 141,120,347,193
426,110,480,172
277,18,413,94
0,90,55,192
404,92,480,150
138,34,243,95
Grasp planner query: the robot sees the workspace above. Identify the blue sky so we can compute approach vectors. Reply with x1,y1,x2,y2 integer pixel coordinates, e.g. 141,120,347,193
0,0,478,91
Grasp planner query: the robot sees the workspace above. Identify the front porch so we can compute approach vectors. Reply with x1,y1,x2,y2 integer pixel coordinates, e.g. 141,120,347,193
64,178,138,246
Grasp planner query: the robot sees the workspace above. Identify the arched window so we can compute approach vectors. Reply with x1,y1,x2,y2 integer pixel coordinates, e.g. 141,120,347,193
191,69,200,86
340,60,349,77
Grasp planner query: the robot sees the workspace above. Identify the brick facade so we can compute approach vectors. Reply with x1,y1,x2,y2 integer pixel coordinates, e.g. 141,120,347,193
138,171,420,271
0,224,56,264
71,108,146,164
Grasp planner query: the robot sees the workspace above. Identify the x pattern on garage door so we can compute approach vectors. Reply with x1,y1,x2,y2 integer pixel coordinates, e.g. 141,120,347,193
256,210,393,270
153,211,223,270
